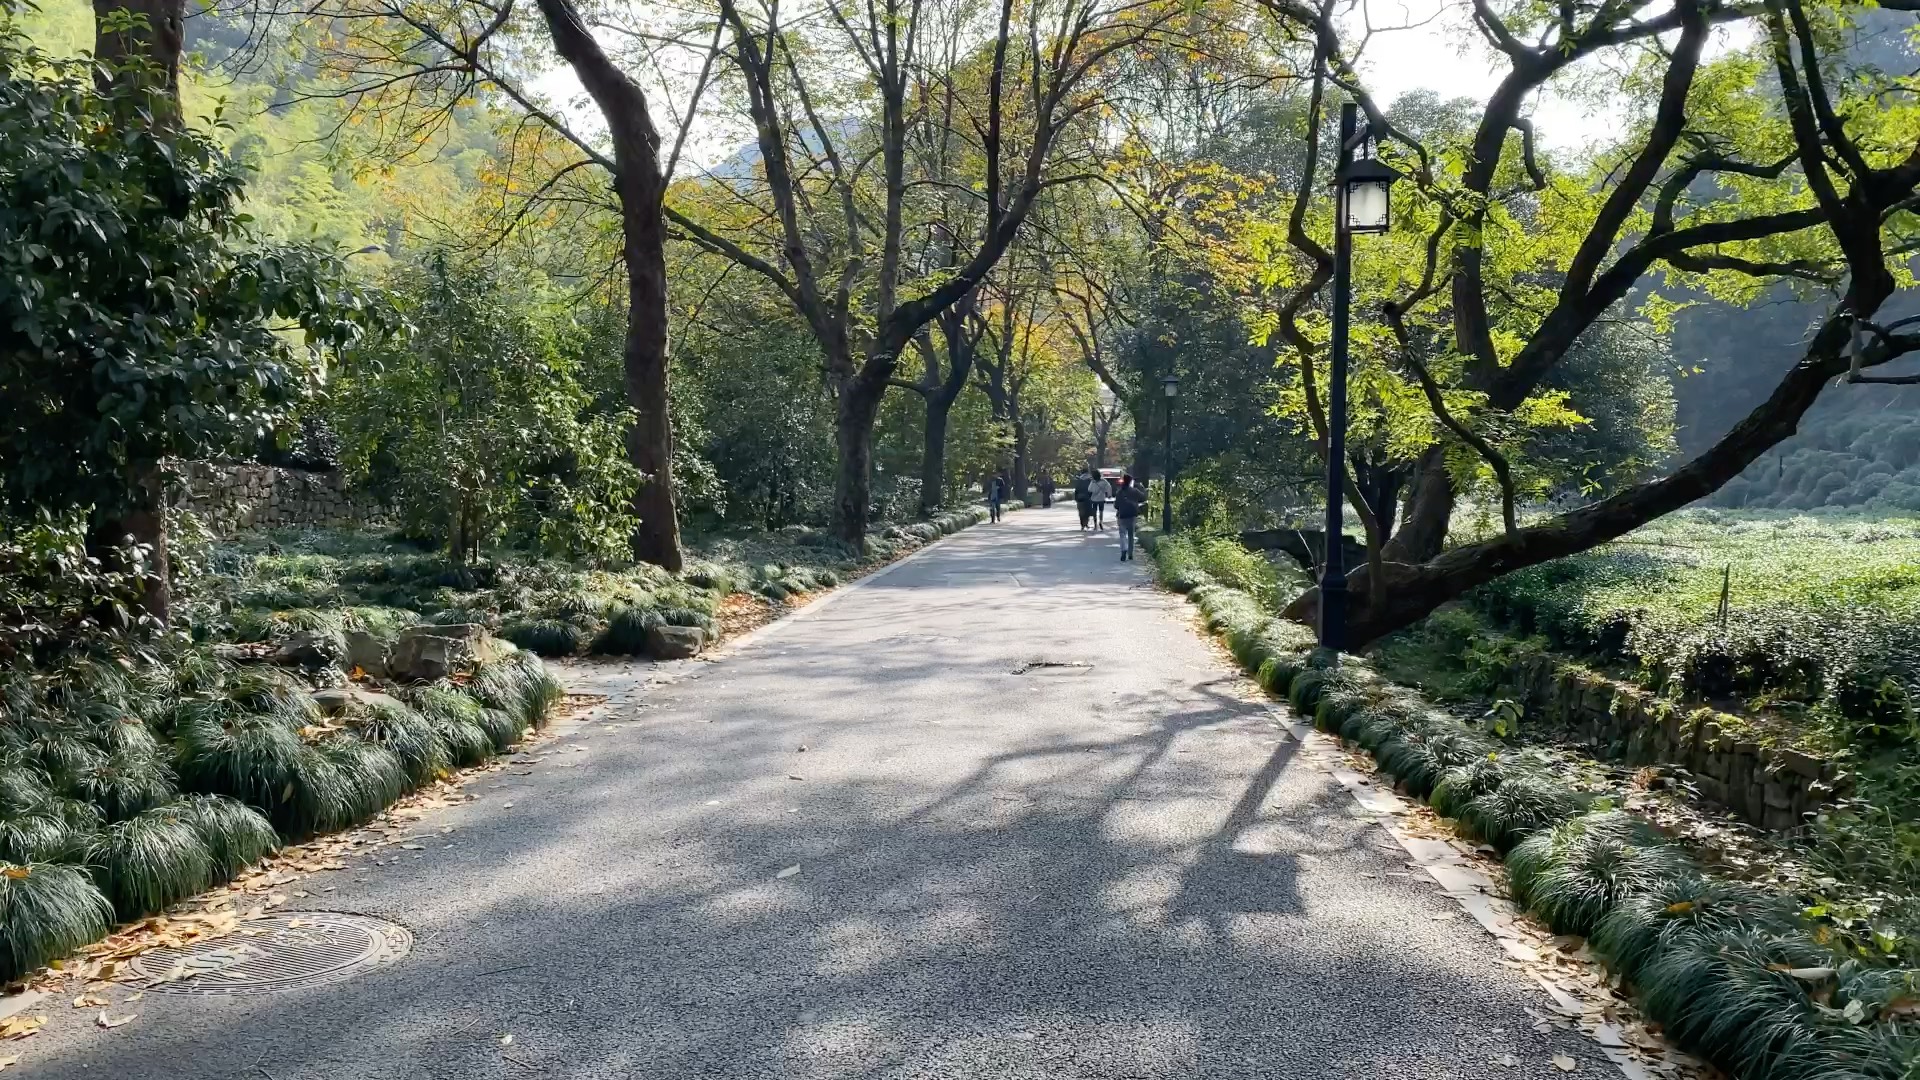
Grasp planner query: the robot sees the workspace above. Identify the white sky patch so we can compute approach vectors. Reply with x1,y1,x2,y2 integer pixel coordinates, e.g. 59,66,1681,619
523,0,1757,170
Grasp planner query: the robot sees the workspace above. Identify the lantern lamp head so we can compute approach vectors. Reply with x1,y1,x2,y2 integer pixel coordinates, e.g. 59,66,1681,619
1340,155,1399,235
1161,373,1180,398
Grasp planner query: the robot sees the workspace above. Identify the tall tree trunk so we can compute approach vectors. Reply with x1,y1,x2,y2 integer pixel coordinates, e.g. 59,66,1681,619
533,0,682,571
1011,416,1029,503
89,0,185,624
92,0,184,117
1383,445,1452,562
1129,399,1151,483
919,397,953,517
620,188,683,571
833,382,883,545
87,465,169,626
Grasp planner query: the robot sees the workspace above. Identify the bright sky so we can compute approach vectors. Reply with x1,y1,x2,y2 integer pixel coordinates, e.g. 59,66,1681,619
529,0,1745,165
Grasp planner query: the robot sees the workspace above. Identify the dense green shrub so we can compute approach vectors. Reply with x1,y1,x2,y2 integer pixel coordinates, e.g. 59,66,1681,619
1506,812,1695,935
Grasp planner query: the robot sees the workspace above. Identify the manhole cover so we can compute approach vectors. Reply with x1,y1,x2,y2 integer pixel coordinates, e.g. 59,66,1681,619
123,912,412,995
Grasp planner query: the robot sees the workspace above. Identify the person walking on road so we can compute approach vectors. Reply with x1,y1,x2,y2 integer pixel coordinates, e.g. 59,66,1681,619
1072,469,1093,530
1087,472,1113,531
988,473,1007,523
1038,475,1055,508
1113,473,1147,559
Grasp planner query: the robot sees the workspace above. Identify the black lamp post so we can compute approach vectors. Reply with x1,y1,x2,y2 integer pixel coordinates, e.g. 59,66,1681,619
1320,102,1399,654
1160,373,1179,533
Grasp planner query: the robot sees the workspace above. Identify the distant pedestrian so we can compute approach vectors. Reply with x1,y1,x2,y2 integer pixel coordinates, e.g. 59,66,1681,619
1072,469,1093,530
1038,475,1055,508
1113,473,1148,560
1087,472,1113,531
989,473,1007,522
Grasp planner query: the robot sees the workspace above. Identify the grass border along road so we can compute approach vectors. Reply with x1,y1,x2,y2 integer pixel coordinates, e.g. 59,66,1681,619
1143,531,1919,1080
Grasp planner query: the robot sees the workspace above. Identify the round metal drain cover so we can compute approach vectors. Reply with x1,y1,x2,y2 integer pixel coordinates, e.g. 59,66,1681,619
125,912,412,996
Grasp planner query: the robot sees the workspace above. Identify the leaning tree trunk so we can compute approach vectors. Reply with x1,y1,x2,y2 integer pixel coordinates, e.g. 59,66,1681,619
1286,309,1879,649
534,0,682,571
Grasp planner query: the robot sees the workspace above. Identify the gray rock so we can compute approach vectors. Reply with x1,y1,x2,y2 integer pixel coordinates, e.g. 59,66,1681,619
646,624,705,659
1764,777,1795,810
276,630,344,671
346,630,389,677
1779,748,1825,779
389,623,504,681
312,687,401,716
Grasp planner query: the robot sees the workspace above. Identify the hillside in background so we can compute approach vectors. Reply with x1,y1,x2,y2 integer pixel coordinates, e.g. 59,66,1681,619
1658,13,1920,512
22,0,500,257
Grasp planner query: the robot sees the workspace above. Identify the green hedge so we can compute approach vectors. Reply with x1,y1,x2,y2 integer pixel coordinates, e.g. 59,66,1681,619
1147,547,1920,1080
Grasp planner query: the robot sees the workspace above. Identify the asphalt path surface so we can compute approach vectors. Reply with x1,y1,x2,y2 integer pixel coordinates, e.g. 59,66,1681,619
24,506,1608,1079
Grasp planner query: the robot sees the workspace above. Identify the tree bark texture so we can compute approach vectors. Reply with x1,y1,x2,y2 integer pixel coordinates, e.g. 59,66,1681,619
834,384,883,546
89,0,185,623
92,0,184,115
533,0,683,571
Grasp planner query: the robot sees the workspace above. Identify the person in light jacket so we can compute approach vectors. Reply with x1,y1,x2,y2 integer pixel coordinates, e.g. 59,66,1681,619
1087,473,1113,531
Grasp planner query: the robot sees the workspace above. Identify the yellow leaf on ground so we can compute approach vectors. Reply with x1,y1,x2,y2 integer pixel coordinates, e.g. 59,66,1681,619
1552,1055,1576,1071
0,1016,44,1041
95,1011,138,1029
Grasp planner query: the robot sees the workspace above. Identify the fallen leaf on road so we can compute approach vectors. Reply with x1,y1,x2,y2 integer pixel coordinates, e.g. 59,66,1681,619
95,1011,138,1029
1496,1054,1518,1068
500,1034,514,1046
786,775,804,781
72,993,111,1008
1552,1055,1577,1071
502,802,514,809
0,1017,44,1041
0,1052,18,1069
776,866,801,879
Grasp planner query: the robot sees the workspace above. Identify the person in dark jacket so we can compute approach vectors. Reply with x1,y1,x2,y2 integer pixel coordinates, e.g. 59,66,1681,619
1113,473,1148,560
1038,475,1055,508
1071,470,1093,530
989,473,1007,522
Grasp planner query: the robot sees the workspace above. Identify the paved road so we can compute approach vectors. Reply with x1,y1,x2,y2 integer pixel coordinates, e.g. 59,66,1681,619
26,507,1606,1079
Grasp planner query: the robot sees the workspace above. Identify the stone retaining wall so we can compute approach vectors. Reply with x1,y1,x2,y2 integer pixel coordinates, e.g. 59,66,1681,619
1504,658,1845,830
174,461,375,536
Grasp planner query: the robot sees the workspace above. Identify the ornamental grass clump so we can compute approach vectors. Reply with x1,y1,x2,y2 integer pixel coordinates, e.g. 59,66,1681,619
1506,811,1696,936
1636,924,1860,1080
87,806,215,918
0,862,115,983
1456,773,1583,852
1381,726,1495,800
591,604,661,656
501,618,584,657
350,698,449,787
1589,873,1801,982
171,793,277,878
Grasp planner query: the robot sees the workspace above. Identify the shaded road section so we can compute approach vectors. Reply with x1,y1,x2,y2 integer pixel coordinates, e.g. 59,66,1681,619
23,506,1604,1079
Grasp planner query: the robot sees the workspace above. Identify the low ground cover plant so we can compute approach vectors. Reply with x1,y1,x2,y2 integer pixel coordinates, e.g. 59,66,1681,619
1146,531,1920,1080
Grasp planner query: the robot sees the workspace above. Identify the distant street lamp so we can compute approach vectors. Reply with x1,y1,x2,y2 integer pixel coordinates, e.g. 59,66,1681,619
1160,373,1180,533
1321,102,1400,654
